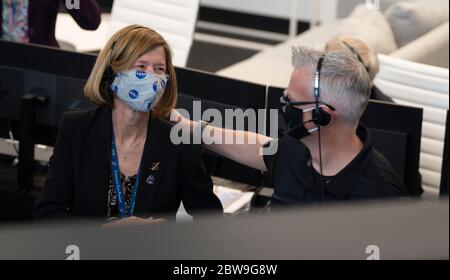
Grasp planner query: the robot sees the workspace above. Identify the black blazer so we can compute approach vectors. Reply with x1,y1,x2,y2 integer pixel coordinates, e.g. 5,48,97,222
34,107,223,221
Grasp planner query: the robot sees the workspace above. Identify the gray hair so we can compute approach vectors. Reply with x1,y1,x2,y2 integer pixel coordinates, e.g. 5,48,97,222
291,46,372,127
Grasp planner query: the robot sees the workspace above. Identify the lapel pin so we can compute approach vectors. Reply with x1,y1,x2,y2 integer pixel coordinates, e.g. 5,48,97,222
146,175,155,185
151,161,160,171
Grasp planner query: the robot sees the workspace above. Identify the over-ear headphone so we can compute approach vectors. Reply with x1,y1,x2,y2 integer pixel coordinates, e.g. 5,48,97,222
102,26,146,88
105,25,149,75
312,55,332,127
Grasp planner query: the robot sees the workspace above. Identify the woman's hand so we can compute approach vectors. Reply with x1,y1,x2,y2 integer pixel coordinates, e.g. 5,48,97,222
102,216,166,228
170,109,192,126
170,108,183,123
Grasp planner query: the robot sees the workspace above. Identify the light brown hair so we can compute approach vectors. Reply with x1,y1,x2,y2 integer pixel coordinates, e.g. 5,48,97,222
84,25,177,118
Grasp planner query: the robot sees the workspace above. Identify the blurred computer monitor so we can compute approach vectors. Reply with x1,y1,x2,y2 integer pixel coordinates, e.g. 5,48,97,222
0,199,447,260
175,67,266,186
0,40,96,145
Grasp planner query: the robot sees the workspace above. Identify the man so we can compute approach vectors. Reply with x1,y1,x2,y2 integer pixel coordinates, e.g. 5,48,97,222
172,47,409,205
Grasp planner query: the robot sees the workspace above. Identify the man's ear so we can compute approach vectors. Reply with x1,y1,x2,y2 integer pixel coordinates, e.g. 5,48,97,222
321,105,335,127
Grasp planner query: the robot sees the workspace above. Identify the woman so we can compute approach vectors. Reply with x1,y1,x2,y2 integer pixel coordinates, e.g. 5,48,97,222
34,25,223,224
325,36,394,103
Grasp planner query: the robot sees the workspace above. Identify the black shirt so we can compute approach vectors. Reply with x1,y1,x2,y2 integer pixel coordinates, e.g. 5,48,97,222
371,85,394,103
263,126,409,205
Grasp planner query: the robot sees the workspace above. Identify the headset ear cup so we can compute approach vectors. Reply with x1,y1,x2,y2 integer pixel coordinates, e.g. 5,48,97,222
313,107,331,127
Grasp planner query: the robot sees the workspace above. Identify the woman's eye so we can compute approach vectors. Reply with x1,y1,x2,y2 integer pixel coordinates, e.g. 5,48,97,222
132,65,145,70
155,67,166,73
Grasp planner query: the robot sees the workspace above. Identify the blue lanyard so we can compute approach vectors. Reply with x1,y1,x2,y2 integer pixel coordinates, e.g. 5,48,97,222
111,132,141,219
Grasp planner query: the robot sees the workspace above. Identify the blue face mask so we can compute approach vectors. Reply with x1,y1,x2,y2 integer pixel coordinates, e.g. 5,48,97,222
110,70,168,112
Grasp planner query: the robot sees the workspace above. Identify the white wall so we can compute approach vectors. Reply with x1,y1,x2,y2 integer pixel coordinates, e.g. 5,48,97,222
200,0,339,23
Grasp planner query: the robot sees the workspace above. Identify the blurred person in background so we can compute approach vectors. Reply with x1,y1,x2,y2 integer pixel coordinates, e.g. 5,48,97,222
325,36,394,103
0,0,101,47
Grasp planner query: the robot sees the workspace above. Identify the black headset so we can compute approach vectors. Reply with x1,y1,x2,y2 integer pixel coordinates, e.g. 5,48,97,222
103,25,148,83
312,55,332,127
102,40,118,90
102,26,146,98
342,41,371,73
313,55,333,201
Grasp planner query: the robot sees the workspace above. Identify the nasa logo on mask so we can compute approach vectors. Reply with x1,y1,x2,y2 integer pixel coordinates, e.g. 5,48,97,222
111,85,119,94
160,79,167,90
128,89,139,99
135,71,147,79
111,70,168,112
152,81,158,93
146,175,155,185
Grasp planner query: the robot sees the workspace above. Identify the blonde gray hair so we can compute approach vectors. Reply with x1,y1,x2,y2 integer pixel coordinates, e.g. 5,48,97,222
292,46,372,126
325,36,380,81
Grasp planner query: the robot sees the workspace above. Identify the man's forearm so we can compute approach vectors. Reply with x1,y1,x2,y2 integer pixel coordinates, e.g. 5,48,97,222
171,114,272,171
198,122,271,171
